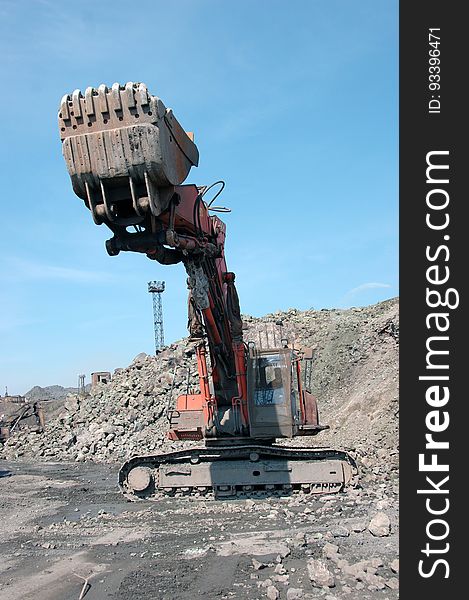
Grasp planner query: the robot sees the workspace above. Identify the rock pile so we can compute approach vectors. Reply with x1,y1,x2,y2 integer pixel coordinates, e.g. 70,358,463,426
3,346,201,462
242,297,399,457
2,298,398,467
25,384,83,402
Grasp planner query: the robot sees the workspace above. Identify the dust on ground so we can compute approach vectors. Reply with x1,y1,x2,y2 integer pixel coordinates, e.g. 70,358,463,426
0,460,398,600
1,298,399,599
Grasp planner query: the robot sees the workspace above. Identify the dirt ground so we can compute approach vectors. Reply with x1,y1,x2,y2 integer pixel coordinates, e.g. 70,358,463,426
0,460,398,600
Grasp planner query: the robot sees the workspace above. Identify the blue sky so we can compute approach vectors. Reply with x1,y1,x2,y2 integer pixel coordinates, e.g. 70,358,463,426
0,0,398,393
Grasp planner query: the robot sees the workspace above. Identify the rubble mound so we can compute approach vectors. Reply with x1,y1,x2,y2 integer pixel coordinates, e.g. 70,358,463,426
2,298,398,465
242,297,399,458
25,384,91,402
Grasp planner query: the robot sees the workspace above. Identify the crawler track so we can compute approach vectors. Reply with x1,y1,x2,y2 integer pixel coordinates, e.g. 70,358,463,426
118,445,356,500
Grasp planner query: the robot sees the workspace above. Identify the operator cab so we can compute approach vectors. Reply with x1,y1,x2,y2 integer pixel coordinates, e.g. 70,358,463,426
247,345,328,439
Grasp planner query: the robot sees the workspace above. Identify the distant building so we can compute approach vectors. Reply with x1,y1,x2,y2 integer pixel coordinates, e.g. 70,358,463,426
1,394,26,404
91,372,111,388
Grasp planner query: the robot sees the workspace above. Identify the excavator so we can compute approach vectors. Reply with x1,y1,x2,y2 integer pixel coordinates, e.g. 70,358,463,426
58,82,355,499
0,402,44,444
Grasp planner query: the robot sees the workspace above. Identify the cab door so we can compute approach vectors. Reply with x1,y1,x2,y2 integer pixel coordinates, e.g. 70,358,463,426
247,349,293,439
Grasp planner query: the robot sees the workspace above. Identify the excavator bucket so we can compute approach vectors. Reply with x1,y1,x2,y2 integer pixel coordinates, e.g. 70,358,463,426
58,82,199,226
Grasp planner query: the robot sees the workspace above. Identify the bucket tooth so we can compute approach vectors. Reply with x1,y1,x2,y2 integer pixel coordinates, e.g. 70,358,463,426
84,87,95,116
71,89,82,119
97,84,109,114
